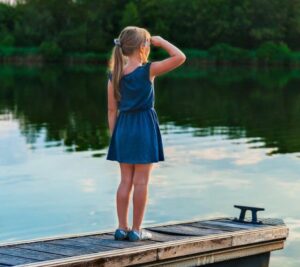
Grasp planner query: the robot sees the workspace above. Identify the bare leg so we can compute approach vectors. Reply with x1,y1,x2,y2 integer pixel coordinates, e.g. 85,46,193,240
132,163,154,231
117,163,134,230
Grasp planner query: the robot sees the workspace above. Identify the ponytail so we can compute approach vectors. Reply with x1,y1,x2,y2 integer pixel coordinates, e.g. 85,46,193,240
108,45,125,102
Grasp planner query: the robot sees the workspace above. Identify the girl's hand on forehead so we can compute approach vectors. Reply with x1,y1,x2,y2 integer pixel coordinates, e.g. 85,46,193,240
151,36,164,47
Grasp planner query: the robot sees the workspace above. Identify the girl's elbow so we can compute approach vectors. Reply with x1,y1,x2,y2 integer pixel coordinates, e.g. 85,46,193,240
180,53,186,63
177,54,186,65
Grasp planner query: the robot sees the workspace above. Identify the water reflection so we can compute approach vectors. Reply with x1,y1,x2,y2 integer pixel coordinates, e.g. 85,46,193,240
0,65,109,153
0,65,299,266
0,65,300,155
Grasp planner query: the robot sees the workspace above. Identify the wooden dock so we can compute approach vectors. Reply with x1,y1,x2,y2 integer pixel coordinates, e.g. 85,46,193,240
0,216,289,267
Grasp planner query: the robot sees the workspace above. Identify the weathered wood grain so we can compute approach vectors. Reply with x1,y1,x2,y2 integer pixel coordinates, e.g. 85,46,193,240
0,253,39,265
143,230,189,242
46,239,115,252
180,223,233,234
222,217,285,226
146,224,224,236
0,247,64,261
16,242,102,257
232,227,289,246
157,235,233,260
86,234,158,248
185,221,243,232
197,220,266,229
137,240,282,267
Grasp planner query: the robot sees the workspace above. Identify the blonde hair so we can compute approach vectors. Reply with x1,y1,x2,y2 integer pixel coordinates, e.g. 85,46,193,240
108,26,151,101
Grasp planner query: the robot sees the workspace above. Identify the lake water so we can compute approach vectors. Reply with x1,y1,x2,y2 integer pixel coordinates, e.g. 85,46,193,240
0,64,299,266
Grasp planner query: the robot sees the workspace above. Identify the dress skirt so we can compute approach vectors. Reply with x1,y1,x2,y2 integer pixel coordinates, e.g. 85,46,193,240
106,107,165,164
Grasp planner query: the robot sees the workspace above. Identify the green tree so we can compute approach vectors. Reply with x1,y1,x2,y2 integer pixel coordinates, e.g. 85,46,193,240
1,0,300,56
39,40,62,61
121,1,141,28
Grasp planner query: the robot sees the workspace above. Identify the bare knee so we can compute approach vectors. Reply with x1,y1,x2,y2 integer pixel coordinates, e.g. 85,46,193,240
133,169,150,185
133,176,149,186
119,179,133,190
119,163,134,189
132,163,153,186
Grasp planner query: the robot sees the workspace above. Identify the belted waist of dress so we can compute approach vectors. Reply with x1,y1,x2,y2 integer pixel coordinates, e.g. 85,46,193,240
120,107,154,113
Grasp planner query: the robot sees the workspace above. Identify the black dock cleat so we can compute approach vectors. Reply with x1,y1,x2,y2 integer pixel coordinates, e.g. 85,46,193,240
233,205,265,224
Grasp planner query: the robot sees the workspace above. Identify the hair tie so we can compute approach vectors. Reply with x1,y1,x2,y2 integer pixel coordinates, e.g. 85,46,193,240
114,38,121,47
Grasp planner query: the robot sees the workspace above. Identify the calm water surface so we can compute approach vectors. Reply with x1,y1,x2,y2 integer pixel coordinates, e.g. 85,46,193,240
0,64,299,266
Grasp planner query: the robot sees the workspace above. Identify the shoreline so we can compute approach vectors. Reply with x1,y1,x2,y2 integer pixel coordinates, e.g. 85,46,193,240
1,46,300,68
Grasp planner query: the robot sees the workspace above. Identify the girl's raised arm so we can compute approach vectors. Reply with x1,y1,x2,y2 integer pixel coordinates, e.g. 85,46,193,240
150,36,186,79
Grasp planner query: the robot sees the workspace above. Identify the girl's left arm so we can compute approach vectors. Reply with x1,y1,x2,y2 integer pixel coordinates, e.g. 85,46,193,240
107,79,118,136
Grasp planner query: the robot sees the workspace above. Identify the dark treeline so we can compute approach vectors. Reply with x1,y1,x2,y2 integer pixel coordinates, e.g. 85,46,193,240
1,0,300,64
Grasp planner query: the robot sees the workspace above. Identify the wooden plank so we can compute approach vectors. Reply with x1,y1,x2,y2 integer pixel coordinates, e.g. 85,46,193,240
86,234,158,248
232,227,289,246
198,222,251,230
159,235,234,260
144,230,189,242
16,242,105,257
88,247,158,267
197,220,266,229
221,217,285,226
186,221,244,232
141,240,283,267
260,218,285,225
180,223,234,235
17,245,159,267
0,247,64,261
47,238,115,252
146,225,222,236
0,253,39,265
57,235,142,249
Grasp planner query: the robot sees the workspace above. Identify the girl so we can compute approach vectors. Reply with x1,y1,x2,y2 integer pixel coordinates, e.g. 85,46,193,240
106,26,186,241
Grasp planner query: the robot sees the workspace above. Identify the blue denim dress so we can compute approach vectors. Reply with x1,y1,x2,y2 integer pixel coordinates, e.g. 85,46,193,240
106,61,165,163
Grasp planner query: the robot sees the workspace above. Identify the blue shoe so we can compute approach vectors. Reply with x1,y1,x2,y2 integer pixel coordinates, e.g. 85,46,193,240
114,228,130,241
127,229,152,242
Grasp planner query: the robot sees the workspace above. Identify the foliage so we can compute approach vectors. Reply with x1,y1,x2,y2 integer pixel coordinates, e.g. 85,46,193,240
39,41,62,61
0,0,300,64
256,41,291,64
0,45,39,56
208,43,252,64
